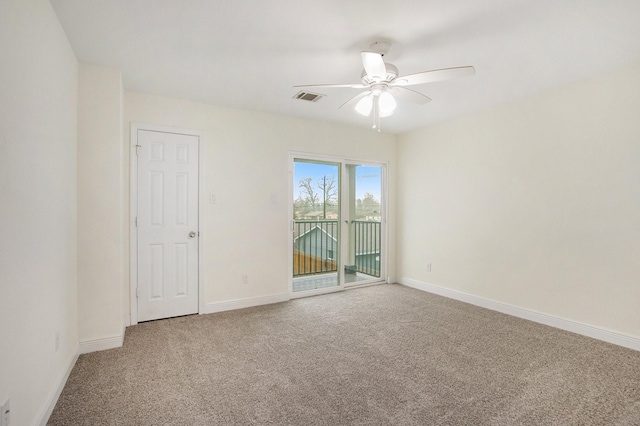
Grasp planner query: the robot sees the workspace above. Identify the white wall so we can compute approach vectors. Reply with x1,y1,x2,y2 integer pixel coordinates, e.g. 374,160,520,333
124,92,396,314
397,61,640,340
78,63,125,351
0,0,79,424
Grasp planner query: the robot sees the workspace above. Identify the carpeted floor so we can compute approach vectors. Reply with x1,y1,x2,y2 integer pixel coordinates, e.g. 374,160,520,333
49,284,640,425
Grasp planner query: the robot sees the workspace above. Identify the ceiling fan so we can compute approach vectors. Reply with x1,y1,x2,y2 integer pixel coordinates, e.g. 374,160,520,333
295,41,475,131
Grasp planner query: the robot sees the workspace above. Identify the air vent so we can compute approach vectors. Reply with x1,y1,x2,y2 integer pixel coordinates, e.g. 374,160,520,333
293,91,325,102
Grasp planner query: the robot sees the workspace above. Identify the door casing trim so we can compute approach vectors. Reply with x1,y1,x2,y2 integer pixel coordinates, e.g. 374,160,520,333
129,122,203,325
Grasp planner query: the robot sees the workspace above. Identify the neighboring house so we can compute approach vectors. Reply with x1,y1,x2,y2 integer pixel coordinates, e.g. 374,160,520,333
297,211,325,220
353,251,380,277
325,211,339,220
294,224,337,262
295,210,339,220
293,220,381,277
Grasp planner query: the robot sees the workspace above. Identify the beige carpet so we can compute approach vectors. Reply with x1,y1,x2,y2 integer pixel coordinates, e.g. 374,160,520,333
49,284,640,425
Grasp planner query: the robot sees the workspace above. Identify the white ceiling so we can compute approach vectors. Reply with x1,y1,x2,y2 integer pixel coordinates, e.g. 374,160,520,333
50,0,640,134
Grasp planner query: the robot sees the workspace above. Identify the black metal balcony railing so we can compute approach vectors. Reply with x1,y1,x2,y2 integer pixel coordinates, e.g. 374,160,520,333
293,220,381,278
293,220,338,277
353,220,381,278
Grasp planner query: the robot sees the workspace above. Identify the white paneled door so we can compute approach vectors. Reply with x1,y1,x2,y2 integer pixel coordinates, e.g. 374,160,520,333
136,129,199,322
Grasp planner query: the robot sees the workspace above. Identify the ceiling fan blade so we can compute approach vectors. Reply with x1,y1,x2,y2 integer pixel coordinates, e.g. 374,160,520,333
361,51,387,79
294,83,366,89
389,87,432,105
392,66,475,86
339,91,370,109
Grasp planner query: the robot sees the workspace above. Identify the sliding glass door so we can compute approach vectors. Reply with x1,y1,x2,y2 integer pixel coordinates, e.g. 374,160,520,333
343,164,383,285
291,155,385,295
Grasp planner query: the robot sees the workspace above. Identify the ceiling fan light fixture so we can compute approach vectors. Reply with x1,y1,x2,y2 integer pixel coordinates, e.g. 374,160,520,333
379,108,393,118
378,91,397,117
355,94,373,116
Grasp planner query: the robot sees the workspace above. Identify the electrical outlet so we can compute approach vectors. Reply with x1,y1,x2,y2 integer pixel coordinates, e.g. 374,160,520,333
242,274,249,284
426,263,432,272
1,398,10,426
55,331,60,352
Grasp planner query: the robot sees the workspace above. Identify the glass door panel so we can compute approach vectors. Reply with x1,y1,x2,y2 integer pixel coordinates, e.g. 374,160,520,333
292,159,341,292
344,164,383,285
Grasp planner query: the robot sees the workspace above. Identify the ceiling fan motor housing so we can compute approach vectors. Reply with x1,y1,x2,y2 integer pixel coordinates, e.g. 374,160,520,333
369,41,391,56
361,63,398,85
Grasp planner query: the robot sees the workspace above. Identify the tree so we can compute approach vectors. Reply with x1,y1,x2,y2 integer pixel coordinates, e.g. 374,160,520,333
293,196,308,217
317,175,337,219
357,192,380,219
362,192,378,207
296,175,338,219
298,177,319,211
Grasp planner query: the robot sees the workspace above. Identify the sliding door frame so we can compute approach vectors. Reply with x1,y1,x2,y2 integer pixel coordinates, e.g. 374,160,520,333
288,152,388,299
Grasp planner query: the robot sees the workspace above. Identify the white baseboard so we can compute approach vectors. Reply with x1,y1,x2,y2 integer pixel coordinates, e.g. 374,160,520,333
399,277,640,352
203,293,290,314
36,344,79,426
79,332,125,354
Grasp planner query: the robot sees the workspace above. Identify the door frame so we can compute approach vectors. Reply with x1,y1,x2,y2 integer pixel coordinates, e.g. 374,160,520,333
129,123,204,325
288,151,388,298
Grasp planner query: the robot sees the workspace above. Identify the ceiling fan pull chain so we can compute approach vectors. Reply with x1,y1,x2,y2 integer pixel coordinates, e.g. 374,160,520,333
377,94,383,132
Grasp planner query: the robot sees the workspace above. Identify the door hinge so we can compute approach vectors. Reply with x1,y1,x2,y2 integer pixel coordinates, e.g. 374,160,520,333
135,144,142,155
136,288,139,298
135,216,138,227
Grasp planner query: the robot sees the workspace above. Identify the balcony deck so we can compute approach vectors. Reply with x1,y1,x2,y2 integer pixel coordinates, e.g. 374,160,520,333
292,271,376,292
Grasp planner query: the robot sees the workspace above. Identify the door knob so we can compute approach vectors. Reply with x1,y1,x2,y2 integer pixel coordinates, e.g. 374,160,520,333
188,231,197,238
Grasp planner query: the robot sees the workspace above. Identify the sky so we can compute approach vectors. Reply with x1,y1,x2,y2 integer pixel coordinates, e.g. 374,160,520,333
293,161,381,202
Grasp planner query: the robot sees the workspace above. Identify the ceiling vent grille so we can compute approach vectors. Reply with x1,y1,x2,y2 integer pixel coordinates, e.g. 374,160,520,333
293,91,325,102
